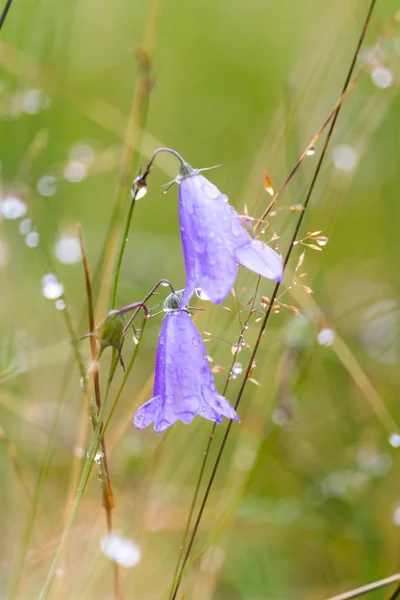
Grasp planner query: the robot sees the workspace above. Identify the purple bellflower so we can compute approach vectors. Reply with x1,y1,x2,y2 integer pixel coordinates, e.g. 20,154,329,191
178,162,283,306
134,302,239,433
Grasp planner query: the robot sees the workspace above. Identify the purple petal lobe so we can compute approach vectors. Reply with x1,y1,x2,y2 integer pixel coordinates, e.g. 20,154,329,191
202,385,240,422
234,240,283,282
134,395,162,429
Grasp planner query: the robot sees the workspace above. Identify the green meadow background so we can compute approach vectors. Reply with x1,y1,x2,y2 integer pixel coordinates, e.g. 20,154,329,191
1,0,400,598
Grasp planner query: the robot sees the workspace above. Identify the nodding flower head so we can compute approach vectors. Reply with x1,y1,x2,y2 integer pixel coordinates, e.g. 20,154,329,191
178,164,283,306
133,307,239,433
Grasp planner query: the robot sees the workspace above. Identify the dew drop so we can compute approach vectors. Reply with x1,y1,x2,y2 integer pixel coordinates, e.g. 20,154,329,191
64,160,87,183
135,185,147,200
22,89,50,114
55,298,66,310
389,433,400,448
232,362,243,375
101,532,141,568
371,66,393,89
19,218,32,234
93,450,104,465
69,142,95,165
37,175,57,197
393,506,400,526
332,145,358,172
317,328,335,346
306,145,316,156
132,335,139,345
42,274,64,299
1,196,27,220
55,234,81,264
195,287,210,301
25,231,39,248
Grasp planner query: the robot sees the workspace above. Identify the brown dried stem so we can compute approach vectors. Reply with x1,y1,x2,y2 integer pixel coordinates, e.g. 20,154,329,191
77,226,120,599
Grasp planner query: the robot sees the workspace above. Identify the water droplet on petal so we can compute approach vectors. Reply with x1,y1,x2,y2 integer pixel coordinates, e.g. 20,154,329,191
195,287,210,301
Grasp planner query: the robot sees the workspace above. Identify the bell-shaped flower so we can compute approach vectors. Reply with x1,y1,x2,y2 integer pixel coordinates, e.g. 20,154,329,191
134,307,239,433
178,163,283,306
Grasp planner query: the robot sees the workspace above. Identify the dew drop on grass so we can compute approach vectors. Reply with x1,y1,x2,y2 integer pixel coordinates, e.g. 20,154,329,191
55,234,81,264
1,196,27,220
306,145,316,156
317,328,335,346
37,175,57,197
389,433,400,448
93,450,104,464
101,532,141,568
55,299,66,310
63,160,87,182
25,231,39,248
19,219,32,234
232,362,243,375
42,274,64,299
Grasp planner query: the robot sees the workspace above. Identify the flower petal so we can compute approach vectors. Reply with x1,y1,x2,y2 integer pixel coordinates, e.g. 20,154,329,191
234,239,283,282
179,175,240,304
197,402,223,424
202,385,240,422
134,395,162,429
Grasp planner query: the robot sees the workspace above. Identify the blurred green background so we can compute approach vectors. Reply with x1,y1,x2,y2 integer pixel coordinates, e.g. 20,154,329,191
1,0,400,598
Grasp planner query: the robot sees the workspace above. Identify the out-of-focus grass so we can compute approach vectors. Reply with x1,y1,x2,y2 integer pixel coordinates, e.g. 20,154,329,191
1,0,400,598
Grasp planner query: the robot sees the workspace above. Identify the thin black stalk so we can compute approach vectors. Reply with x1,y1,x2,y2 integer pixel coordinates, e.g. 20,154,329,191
0,0,13,30
170,1,378,597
